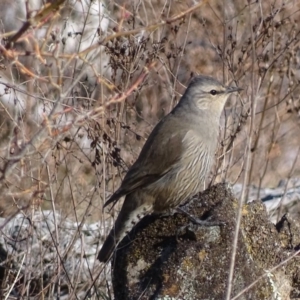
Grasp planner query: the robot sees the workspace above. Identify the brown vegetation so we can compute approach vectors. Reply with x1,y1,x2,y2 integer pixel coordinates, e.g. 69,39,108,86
0,0,300,298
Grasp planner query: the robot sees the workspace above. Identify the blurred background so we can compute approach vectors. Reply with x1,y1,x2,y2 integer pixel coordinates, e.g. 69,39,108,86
0,0,300,297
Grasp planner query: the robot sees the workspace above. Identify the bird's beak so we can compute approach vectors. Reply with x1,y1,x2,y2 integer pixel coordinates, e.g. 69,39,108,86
226,86,243,93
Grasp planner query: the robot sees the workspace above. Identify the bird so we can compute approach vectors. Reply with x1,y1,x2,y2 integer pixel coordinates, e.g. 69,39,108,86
98,75,242,262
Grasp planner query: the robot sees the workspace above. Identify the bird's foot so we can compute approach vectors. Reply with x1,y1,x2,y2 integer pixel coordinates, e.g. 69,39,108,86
176,207,225,227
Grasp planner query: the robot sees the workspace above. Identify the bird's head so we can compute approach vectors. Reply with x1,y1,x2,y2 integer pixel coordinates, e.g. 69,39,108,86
181,75,242,115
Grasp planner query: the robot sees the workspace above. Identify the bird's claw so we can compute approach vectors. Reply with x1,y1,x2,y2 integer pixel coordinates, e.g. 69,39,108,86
176,207,225,227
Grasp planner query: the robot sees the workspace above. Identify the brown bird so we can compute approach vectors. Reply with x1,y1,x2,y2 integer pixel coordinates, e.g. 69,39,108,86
98,75,241,262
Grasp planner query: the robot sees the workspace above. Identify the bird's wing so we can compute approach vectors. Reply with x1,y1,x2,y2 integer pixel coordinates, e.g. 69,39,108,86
103,117,187,208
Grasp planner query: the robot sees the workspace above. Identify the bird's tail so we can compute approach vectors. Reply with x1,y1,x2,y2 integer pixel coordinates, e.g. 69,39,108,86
97,229,117,262
98,192,152,263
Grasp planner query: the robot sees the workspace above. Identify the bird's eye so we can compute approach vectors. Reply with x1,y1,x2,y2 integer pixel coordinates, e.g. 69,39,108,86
210,90,217,95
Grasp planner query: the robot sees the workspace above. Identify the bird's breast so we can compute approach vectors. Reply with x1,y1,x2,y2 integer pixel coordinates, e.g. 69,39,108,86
149,135,215,212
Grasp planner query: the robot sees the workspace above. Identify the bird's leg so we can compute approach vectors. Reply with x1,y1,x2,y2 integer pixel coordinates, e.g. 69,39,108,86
176,207,224,227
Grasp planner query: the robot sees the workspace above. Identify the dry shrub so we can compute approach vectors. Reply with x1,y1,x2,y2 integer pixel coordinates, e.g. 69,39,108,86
0,0,300,298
